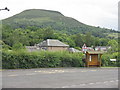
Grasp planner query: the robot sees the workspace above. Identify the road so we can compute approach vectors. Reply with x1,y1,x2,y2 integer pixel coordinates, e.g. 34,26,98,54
1,67,118,88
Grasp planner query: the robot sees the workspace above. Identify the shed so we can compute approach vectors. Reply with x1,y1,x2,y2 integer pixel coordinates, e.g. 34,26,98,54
85,51,104,67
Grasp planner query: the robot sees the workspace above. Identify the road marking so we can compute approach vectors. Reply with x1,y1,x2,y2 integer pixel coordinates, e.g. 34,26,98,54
89,83,94,85
8,74,19,77
25,73,36,75
35,71,42,73
58,71,65,73
54,70,60,71
90,70,97,71
61,79,118,88
95,82,101,84
47,72,56,74
35,70,65,74
62,86,69,88
110,80,114,82
80,84,86,86
103,81,108,83
81,71,87,72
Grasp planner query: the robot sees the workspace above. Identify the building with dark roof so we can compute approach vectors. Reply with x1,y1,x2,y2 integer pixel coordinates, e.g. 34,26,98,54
95,46,111,51
26,39,69,52
68,48,81,53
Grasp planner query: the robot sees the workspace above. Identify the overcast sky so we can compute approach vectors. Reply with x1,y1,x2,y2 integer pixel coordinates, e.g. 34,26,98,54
0,0,119,30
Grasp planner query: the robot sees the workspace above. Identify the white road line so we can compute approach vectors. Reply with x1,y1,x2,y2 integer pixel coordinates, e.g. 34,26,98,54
89,83,94,85
81,71,87,72
25,73,36,75
35,70,66,74
62,86,69,88
80,84,86,86
110,80,114,82
47,72,56,74
103,81,108,83
95,82,101,84
8,74,19,77
35,71,42,72
90,70,97,71
61,79,118,88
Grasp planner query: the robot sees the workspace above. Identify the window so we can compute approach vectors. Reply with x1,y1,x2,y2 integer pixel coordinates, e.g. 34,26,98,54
89,55,92,61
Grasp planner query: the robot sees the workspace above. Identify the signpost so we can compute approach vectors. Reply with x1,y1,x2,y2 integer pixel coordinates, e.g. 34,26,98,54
110,59,117,67
110,59,116,61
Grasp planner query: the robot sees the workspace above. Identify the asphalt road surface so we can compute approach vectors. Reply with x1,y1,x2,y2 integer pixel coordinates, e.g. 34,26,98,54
1,67,118,88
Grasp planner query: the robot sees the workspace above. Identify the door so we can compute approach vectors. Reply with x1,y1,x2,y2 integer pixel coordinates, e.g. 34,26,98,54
89,54,98,66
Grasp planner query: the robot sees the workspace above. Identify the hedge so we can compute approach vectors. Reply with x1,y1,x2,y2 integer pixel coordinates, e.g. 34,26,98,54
2,50,84,69
101,52,118,67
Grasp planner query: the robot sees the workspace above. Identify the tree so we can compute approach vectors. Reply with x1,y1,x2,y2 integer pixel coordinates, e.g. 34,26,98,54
42,27,55,40
12,42,25,51
107,40,118,53
99,38,109,46
85,32,93,47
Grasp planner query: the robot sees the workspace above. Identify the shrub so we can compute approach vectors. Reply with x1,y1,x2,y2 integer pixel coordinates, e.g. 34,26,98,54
2,50,84,69
101,52,118,67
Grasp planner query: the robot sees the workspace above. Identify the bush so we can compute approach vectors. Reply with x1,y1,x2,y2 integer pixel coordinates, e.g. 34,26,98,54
59,52,83,67
2,50,84,69
101,52,118,67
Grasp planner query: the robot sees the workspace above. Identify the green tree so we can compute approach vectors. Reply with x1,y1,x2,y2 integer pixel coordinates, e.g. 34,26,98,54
73,33,84,47
12,42,25,51
107,40,118,53
85,32,93,47
42,27,55,40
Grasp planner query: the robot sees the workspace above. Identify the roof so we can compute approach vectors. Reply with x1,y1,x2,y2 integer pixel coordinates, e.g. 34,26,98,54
87,51,104,54
38,39,69,47
95,46,111,48
26,46,37,49
68,48,81,52
87,47,93,49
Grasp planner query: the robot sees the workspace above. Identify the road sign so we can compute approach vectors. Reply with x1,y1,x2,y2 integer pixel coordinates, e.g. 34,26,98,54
110,59,116,61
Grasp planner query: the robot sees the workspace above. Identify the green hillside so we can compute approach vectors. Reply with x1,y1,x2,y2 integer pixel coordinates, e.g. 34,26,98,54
1,9,119,68
2,9,119,49
2,9,118,38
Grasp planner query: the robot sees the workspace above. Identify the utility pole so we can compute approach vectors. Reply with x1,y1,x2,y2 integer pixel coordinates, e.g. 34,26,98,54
0,7,10,11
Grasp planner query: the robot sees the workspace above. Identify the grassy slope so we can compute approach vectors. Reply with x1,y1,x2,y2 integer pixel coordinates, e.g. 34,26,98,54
2,9,118,37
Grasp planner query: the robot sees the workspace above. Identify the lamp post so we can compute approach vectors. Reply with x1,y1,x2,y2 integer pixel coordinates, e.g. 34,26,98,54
0,7,10,11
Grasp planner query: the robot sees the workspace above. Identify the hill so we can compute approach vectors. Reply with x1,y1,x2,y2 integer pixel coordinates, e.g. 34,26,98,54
2,9,118,38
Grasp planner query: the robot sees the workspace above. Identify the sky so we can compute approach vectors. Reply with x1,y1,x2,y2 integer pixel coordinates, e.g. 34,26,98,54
0,0,119,30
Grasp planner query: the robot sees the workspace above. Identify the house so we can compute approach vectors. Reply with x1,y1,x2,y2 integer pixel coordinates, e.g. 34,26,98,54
95,46,111,51
82,44,87,53
26,46,40,52
86,47,94,51
85,51,104,67
36,39,69,51
82,44,94,53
